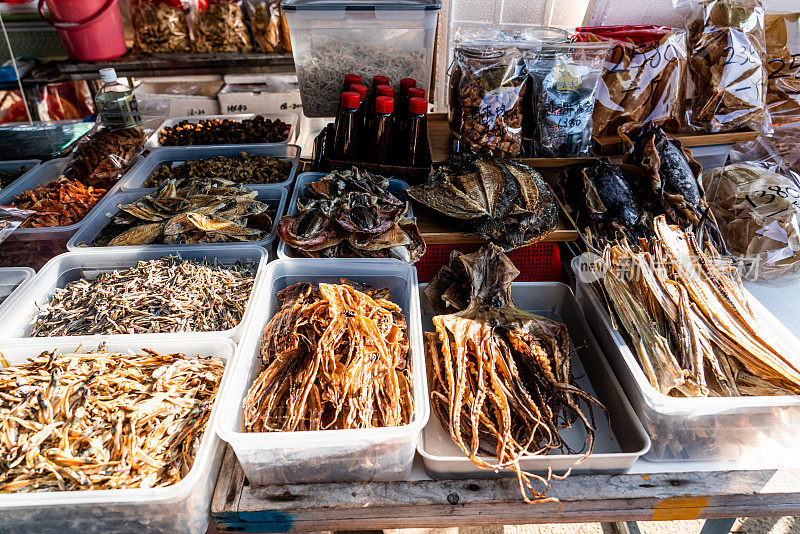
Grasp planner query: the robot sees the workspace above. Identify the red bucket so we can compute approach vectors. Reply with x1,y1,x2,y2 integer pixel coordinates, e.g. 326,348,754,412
39,0,127,62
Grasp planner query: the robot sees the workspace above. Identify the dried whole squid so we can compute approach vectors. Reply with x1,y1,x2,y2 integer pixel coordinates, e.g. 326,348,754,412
425,245,603,503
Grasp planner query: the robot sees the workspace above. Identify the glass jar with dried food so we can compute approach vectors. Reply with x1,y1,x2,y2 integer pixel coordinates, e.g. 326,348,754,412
193,0,253,53
130,0,192,53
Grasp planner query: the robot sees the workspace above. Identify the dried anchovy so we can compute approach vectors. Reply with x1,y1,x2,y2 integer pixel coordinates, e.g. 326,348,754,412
243,280,413,432
31,257,255,336
0,347,224,493
193,2,252,53
158,116,290,146
12,178,106,228
146,152,292,188
65,128,146,190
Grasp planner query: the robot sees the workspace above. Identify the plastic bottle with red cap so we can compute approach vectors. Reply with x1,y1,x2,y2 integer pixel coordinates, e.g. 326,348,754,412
370,95,395,164
401,96,429,168
334,91,360,160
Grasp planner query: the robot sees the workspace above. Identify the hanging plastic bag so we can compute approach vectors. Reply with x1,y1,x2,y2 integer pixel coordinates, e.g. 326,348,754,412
677,0,771,133
525,42,610,157
36,81,95,121
448,30,526,158
574,25,688,136
703,160,800,281
765,12,800,127
193,0,253,53
130,0,192,53
247,0,281,53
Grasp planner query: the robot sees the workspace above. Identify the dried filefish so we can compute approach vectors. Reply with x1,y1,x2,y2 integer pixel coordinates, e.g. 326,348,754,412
146,152,293,188
31,257,255,336
0,347,224,493
242,280,413,432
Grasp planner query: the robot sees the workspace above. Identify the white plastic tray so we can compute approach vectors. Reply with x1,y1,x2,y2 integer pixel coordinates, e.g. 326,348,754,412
0,266,34,311
276,171,412,260
65,186,287,251
216,258,430,485
0,247,268,343
146,113,299,148
116,144,302,191
0,336,235,534
417,282,650,479
572,256,800,464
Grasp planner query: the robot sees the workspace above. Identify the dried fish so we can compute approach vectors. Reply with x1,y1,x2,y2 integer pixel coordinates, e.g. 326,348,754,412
242,280,413,432
131,0,192,53
0,347,224,493
12,178,107,228
158,116,290,146
65,127,146,190
145,152,293,188
31,257,255,336
193,1,252,53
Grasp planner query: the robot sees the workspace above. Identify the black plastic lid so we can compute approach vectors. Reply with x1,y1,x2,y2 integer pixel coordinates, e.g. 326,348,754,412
283,0,441,10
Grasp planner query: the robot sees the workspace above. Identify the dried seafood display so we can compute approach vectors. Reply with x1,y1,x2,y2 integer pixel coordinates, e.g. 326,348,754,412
0,346,224,492
11,179,106,228
65,127,146,190
31,257,255,336
766,12,800,126
193,0,253,53
145,152,293,188
131,0,192,53
425,245,603,502
158,116,291,146
92,179,273,246
248,0,285,53
278,168,425,262
409,154,558,250
0,166,29,189
599,215,800,397
242,280,413,432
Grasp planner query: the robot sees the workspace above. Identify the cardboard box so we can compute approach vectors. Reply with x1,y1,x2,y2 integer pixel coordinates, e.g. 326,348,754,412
217,74,302,115
135,76,223,117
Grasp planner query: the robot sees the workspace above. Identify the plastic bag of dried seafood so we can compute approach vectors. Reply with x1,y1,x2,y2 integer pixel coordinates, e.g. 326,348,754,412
246,0,282,53
193,0,253,53
524,42,611,157
131,0,193,53
675,0,772,133
448,29,526,158
703,160,800,282
573,25,688,136
765,9,800,127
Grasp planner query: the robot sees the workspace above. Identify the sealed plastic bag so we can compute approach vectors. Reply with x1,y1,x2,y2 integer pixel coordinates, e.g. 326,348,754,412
525,42,609,157
575,25,688,136
247,0,281,52
678,0,771,133
131,0,192,53
194,0,253,53
448,33,526,158
765,12,800,127
36,81,95,122
703,161,800,281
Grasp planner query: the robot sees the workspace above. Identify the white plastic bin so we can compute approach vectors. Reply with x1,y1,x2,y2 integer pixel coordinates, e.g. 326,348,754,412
571,256,800,464
66,187,288,251
0,247,268,343
417,282,650,479
283,0,441,117
0,266,34,311
146,113,299,147
277,171,411,259
117,144,302,191
0,336,235,534
216,258,429,485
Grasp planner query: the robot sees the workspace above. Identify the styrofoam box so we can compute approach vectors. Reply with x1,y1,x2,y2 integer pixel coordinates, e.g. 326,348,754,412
571,256,800,464
0,336,235,534
146,113,299,148
66,187,288,251
216,258,430,485
417,282,650,479
0,247,268,343
0,266,34,312
276,172,411,260
116,144,302,191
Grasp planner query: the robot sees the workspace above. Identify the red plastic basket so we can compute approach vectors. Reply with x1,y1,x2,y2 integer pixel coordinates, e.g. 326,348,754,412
416,242,562,283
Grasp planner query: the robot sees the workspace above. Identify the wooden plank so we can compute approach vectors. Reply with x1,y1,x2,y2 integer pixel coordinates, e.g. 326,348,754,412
211,446,245,525
593,130,759,155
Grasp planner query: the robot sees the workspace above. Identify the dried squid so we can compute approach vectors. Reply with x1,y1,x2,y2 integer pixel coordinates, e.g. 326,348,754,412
242,280,413,432
425,245,603,503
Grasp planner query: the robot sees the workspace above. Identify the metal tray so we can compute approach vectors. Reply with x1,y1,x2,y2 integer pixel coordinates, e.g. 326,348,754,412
417,282,650,479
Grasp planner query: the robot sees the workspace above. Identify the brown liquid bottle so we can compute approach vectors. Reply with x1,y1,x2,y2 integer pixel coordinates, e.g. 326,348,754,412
348,83,368,132
403,97,429,167
334,91,360,160
371,96,395,164
396,78,417,125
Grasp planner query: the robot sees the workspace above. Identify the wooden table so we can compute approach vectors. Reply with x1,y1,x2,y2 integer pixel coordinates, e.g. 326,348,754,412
211,447,800,533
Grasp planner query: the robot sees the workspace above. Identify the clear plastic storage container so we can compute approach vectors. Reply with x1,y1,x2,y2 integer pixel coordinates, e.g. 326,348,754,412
117,144,302,191
417,282,650,479
0,247,268,343
276,171,411,259
572,256,800,464
0,267,35,313
65,187,288,251
283,0,441,117
146,113,299,147
0,336,235,534
215,258,429,485
0,159,41,189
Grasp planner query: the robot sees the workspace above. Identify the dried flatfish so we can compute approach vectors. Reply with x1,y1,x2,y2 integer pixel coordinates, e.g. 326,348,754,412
0,347,224,492
32,257,254,336
242,280,413,432
425,245,603,503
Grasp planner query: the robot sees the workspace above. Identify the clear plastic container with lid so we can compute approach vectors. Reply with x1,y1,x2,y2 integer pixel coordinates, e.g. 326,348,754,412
283,0,441,117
